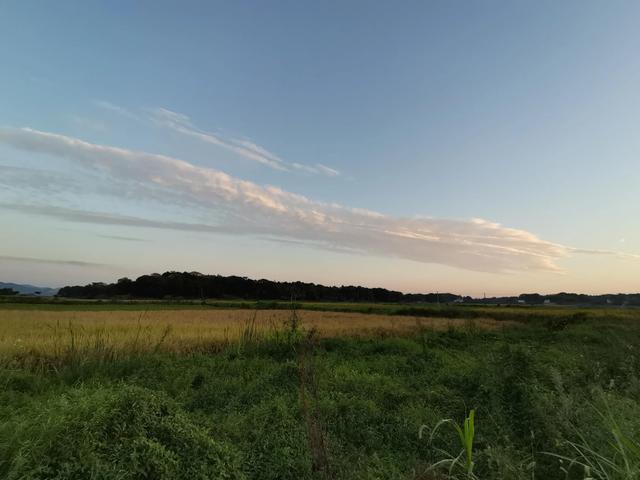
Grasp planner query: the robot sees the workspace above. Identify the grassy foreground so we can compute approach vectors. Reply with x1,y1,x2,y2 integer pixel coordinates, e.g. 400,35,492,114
0,306,639,479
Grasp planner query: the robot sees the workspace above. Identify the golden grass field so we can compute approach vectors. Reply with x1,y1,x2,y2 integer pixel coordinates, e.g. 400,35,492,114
0,308,512,361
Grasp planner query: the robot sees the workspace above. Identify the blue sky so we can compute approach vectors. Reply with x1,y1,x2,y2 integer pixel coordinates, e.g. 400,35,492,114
1,1,639,295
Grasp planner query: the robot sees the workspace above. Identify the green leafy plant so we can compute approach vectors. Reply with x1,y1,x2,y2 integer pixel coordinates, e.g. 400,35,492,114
420,409,477,479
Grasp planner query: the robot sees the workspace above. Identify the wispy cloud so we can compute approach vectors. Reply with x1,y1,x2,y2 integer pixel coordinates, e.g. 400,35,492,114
93,100,140,121
94,100,340,176
1,127,628,273
569,247,640,260
0,203,251,235
150,107,290,171
0,254,107,268
97,234,147,242
68,115,107,132
0,164,203,209
0,165,79,193
148,107,341,176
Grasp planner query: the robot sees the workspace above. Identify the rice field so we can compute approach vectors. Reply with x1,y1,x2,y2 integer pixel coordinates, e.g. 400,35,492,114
0,307,512,361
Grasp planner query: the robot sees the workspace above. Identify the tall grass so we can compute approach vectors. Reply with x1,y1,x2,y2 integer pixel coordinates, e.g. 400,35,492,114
546,403,640,479
0,308,509,368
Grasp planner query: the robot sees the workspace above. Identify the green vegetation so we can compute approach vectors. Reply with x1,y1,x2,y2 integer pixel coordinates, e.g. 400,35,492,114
422,409,478,479
545,404,640,479
0,306,639,479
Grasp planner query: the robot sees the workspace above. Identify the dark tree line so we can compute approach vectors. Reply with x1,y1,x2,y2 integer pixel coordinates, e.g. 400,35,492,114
56,272,640,305
57,271,460,303
474,292,640,306
0,288,18,296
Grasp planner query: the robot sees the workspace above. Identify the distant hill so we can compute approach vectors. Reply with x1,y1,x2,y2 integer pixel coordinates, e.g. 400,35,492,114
0,282,58,296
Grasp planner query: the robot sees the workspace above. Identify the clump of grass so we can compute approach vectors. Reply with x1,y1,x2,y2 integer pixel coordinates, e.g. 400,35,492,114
420,410,477,479
0,385,245,479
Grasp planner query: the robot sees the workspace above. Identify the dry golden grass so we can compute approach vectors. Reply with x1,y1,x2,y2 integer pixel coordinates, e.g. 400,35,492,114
0,308,511,362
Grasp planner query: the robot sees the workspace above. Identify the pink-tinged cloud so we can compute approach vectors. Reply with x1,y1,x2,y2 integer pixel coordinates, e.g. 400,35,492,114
2,127,626,273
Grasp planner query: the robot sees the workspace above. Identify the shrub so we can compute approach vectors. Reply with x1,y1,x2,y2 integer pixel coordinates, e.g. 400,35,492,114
0,385,244,480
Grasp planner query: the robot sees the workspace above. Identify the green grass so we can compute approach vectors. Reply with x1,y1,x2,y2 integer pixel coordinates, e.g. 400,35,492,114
0,307,639,479
545,401,640,479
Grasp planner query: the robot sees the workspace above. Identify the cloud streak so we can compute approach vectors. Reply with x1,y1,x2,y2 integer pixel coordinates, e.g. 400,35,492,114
0,203,251,235
94,101,340,176
93,100,141,121
148,107,340,176
1,126,622,273
0,165,79,192
0,254,107,268
97,234,147,242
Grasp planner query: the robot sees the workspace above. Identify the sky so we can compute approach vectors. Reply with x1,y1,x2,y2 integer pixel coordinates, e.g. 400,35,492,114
1,1,639,296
